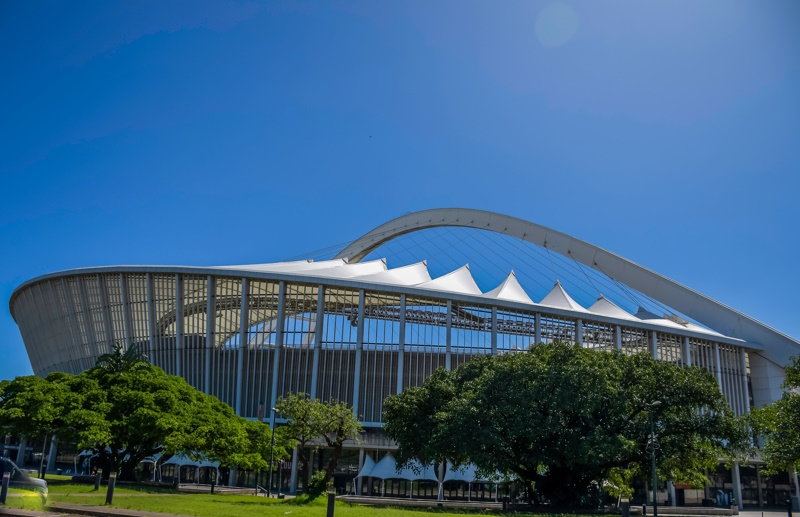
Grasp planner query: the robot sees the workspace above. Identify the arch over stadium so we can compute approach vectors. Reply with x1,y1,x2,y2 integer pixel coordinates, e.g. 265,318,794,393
8,208,800,503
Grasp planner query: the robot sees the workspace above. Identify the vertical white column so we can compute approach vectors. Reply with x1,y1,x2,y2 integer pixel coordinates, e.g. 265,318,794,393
576,319,583,347
289,446,299,495
682,336,691,367
204,276,214,395
534,313,542,346
491,307,498,355
235,278,248,416
357,449,365,494
98,275,114,347
269,281,286,429
175,274,184,377
396,294,406,394
713,342,723,390
46,436,58,472
731,463,743,510
146,273,156,359
15,438,26,466
310,285,325,399
445,300,452,370
352,289,365,416
650,331,658,360
739,349,750,413
120,275,132,348
667,481,676,507
614,325,622,351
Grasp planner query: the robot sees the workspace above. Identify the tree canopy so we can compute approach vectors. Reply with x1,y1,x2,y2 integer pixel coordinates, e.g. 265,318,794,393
276,392,362,494
0,344,293,480
749,355,800,475
383,342,748,506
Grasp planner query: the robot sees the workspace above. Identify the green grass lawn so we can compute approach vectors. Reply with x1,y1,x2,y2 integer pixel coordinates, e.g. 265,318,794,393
3,483,591,517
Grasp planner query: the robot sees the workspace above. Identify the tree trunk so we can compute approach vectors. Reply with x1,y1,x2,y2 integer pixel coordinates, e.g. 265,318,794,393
324,444,343,483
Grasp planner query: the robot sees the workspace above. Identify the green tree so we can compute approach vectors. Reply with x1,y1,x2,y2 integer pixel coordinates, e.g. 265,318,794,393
749,355,800,475
275,393,363,493
0,347,292,481
383,342,747,506
0,373,74,478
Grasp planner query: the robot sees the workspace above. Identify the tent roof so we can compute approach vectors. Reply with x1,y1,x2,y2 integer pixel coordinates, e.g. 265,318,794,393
587,295,638,321
417,265,482,296
634,307,687,330
539,281,589,313
484,271,535,305
163,454,206,467
352,261,432,286
442,462,498,483
301,259,388,279
355,455,376,478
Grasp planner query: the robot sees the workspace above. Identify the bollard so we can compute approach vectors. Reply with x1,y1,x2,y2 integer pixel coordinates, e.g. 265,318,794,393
326,488,336,517
210,478,215,495
788,498,793,517
105,472,116,505
1,472,10,505
94,470,101,491
620,497,630,517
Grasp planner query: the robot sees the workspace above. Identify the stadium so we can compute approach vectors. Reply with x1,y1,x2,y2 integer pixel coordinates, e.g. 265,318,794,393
8,208,800,507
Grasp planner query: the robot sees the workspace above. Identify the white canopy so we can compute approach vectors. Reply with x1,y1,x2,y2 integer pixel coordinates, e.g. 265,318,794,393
354,455,376,478
587,295,638,321
442,462,497,483
539,281,589,313
163,454,212,468
484,271,535,305
304,259,388,279
353,261,432,286
356,453,439,482
634,307,687,330
417,265,482,296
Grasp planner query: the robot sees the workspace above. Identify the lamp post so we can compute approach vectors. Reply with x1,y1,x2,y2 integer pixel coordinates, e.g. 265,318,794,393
645,401,662,517
268,407,278,498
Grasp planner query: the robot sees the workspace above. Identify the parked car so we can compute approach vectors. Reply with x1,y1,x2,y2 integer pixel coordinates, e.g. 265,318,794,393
0,457,48,500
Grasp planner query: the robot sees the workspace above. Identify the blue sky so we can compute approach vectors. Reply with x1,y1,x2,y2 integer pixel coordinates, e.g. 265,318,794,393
1,1,799,380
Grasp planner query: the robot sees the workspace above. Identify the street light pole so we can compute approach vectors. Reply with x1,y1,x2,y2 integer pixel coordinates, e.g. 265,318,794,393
643,401,662,517
268,407,277,498
650,410,658,517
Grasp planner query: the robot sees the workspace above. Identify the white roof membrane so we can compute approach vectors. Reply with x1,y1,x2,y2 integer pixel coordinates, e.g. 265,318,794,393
588,295,638,321
484,271,535,305
355,455,376,478
351,261,432,286
539,281,589,313
417,265,482,296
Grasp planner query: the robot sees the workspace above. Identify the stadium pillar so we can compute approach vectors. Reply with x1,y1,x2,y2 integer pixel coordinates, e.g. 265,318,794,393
120,275,132,348
739,349,749,412
146,273,156,359
576,319,583,347
396,295,406,394
667,481,676,507
755,465,764,507
682,337,691,367
269,282,286,428
713,343,723,390
47,436,58,473
351,290,365,416
649,331,658,360
491,307,497,355
357,449,364,494
309,285,325,399
614,325,622,351
289,446,299,495
445,300,452,370
731,464,743,510
235,278,248,415
534,313,541,345
175,274,184,377
204,276,215,395
15,439,26,466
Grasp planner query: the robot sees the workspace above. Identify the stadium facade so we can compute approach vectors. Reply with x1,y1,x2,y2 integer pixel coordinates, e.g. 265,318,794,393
8,209,800,507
